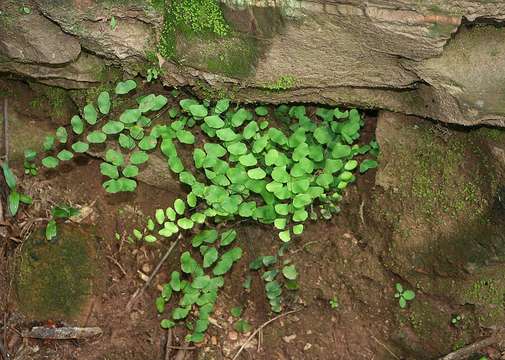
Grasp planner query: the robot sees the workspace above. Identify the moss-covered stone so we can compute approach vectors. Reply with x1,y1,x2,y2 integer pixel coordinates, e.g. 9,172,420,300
158,0,230,59
16,224,99,321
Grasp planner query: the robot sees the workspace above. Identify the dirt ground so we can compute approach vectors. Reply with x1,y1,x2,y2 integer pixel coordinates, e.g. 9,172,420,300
0,78,498,360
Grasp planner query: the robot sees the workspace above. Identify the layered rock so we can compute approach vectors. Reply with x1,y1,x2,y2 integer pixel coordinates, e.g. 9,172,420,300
2,0,505,126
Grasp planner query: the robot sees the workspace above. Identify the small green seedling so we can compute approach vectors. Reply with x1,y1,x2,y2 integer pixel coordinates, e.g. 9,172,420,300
394,283,415,308
46,204,80,241
451,314,462,325
146,67,160,82
329,297,339,309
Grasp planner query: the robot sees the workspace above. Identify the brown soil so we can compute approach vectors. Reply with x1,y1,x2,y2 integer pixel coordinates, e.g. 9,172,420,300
1,78,492,360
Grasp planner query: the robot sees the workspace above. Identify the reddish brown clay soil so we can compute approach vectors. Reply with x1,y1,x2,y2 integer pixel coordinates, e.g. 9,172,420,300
0,79,416,360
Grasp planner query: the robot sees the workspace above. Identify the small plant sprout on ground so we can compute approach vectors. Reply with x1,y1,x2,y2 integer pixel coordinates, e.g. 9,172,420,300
394,283,415,308
13,75,379,344
451,314,462,325
329,297,339,309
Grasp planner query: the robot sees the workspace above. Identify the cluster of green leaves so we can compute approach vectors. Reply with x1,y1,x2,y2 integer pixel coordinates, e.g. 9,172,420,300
23,149,38,176
45,204,80,241
155,228,241,343
394,283,415,308
35,79,173,194
249,255,298,312
1,163,32,217
138,98,378,244
451,314,462,325
230,306,251,333
146,67,161,82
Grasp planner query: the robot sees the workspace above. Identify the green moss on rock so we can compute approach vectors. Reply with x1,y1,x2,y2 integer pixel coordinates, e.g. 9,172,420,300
16,224,99,321
158,0,230,59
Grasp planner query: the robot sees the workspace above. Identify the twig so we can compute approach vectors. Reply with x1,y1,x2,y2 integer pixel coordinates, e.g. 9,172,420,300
126,236,180,311
174,341,191,360
22,326,102,340
370,334,399,360
439,332,504,360
0,338,8,360
167,345,195,350
359,200,365,225
164,329,173,360
232,309,302,360
3,98,8,163
106,255,127,276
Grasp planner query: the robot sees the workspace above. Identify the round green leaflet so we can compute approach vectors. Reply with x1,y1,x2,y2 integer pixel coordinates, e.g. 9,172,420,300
204,115,224,129
119,134,136,150
227,142,247,156
100,162,119,179
129,126,144,140
122,165,139,178
220,229,237,246
193,149,206,168
331,143,351,159
115,79,137,95
243,121,258,139
177,218,194,229
56,127,67,144
130,151,149,165
161,320,175,329
151,95,168,111
139,135,157,150
102,121,124,135
279,230,291,242
216,128,239,142
180,99,198,111
292,209,308,222
247,168,266,180
344,159,358,171
282,265,298,280
255,106,268,116
169,156,184,173
274,218,286,230
204,143,226,158
42,156,59,168
83,104,98,125
316,172,333,188
176,130,195,144
231,108,251,127
71,115,84,135
87,131,107,144
359,159,378,173
189,104,208,118
119,109,141,124
105,149,124,166
174,198,186,215
214,99,230,114
97,91,111,114
203,248,219,268
238,153,257,167
117,177,137,192
43,136,55,151
57,149,73,161
293,224,304,235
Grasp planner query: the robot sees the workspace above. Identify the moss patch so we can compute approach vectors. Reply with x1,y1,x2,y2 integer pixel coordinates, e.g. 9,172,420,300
16,225,98,321
158,0,230,59
262,75,297,91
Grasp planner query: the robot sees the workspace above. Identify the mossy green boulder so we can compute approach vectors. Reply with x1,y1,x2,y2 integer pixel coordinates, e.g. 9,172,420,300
16,224,99,321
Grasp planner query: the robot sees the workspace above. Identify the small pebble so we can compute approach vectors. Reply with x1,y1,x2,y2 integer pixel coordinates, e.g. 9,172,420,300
228,331,238,341
282,334,296,343
142,263,152,273
211,336,218,345
304,343,312,351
